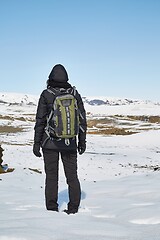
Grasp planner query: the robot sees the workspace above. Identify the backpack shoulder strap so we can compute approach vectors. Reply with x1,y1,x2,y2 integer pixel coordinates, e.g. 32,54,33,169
47,87,57,95
47,86,78,98
65,86,77,97
70,86,77,96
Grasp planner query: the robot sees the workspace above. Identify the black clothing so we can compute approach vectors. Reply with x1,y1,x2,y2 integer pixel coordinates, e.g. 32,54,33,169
78,141,86,155
33,143,42,157
34,85,87,152
48,64,69,82
43,149,81,211
33,64,87,212
47,81,72,89
63,209,78,215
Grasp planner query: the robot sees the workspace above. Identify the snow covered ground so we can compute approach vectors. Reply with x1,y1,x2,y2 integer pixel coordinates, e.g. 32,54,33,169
1,131,160,239
0,93,160,239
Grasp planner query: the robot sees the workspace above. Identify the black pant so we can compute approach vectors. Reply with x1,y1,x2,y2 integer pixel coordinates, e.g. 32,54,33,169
42,149,81,211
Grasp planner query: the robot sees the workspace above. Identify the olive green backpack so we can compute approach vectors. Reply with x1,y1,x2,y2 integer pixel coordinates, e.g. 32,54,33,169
45,87,79,146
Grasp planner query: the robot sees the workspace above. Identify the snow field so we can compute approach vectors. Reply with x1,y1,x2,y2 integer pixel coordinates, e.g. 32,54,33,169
1,92,160,239
0,131,160,239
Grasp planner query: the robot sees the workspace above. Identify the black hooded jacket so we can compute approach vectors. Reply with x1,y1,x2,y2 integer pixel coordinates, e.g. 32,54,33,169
48,64,69,82
34,64,87,151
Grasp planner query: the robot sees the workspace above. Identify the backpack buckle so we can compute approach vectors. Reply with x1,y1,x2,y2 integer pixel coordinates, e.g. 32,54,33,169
65,139,70,146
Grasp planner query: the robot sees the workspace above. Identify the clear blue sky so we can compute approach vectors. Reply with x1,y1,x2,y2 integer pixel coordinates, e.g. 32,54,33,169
0,0,160,101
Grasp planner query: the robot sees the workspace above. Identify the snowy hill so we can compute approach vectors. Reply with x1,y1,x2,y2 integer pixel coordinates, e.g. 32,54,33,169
0,92,38,106
82,96,159,106
0,92,159,107
1,92,160,116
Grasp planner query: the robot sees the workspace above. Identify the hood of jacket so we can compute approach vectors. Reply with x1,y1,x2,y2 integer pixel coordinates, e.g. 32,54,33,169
48,64,68,83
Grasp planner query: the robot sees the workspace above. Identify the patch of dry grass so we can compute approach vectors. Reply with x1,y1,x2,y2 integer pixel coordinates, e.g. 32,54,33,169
88,127,137,135
28,168,42,174
0,125,24,133
126,115,160,123
87,118,114,128
1,113,160,137
0,114,35,122
87,115,160,135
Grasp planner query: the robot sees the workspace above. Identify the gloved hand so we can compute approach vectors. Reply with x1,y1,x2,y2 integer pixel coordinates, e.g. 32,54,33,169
33,143,42,157
78,141,86,155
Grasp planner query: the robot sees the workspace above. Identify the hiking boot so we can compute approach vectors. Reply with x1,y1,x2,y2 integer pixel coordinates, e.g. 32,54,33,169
47,208,58,212
63,209,78,215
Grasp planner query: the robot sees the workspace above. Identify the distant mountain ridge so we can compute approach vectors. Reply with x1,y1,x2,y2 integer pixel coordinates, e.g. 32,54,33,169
82,97,158,106
0,92,38,106
0,92,159,107
1,92,160,117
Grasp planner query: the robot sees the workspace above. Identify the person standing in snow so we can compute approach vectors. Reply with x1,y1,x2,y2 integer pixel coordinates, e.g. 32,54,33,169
33,64,87,214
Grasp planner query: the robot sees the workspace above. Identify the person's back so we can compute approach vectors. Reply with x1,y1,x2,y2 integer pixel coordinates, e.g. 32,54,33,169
33,64,87,214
